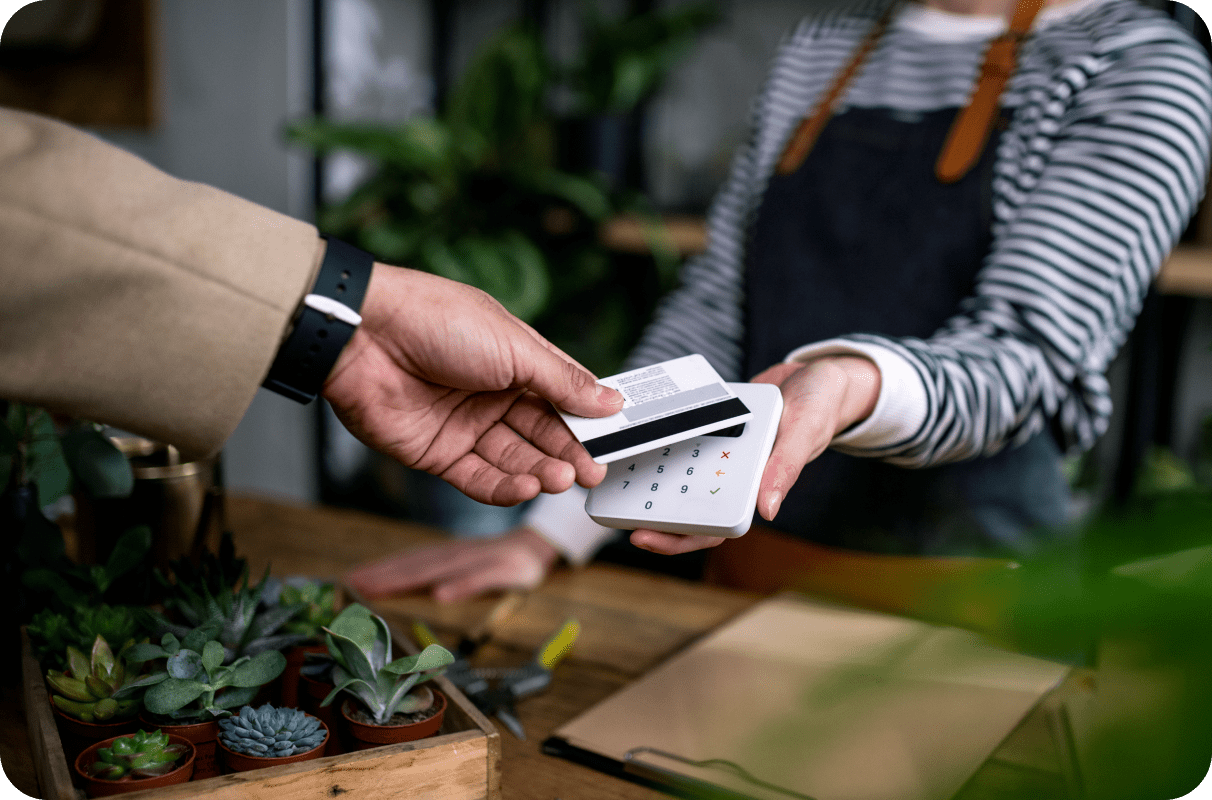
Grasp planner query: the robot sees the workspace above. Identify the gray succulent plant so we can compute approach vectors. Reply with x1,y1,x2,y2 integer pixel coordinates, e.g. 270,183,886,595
145,564,307,663
218,704,327,757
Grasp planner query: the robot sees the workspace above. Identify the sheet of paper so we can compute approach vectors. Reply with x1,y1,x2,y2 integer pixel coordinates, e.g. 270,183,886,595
553,595,1071,800
560,355,753,464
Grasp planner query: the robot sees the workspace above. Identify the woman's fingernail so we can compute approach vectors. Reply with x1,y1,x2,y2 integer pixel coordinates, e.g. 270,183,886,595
766,491,782,520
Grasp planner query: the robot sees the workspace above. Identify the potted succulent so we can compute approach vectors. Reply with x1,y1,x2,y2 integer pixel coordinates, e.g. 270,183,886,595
146,543,308,663
319,604,454,749
74,729,194,797
296,649,342,755
217,704,328,772
46,635,163,758
28,601,151,671
272,578,337,708
124,626,286,779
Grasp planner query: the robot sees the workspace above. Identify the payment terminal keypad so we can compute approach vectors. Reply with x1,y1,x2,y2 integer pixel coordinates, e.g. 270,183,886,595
584,383,783,538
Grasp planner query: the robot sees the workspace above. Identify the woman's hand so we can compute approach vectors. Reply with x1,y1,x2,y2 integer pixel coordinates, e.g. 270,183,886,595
629,355,880,555
346,527,560,603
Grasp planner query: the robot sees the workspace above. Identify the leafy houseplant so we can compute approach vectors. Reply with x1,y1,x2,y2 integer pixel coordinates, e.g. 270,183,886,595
287,6,711,377
563,2,720,117
2,401,146,681
1,402,134,514
47,636,162,724
319,604,454,747
289,30,611,330
217,704,328,771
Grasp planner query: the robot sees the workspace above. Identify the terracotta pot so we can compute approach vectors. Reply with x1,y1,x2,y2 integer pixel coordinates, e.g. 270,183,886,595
280,644,327,708
73,733,195,797
50,697,140,761
341,692,446,751
299,673,344,755
138,712,220,780
218,716,329,773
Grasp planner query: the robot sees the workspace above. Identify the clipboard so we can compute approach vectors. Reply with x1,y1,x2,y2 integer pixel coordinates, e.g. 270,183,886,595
543,594,1071,800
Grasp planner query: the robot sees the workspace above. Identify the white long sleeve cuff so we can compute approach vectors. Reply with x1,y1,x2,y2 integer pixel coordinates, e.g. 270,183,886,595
523,487,618,566
784,339,929,452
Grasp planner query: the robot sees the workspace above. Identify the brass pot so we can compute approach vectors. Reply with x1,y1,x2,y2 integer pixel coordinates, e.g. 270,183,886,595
74,437,219,571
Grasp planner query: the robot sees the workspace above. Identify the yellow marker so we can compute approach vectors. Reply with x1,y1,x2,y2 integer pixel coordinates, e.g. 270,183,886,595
411,619,442,650
537,619,580,671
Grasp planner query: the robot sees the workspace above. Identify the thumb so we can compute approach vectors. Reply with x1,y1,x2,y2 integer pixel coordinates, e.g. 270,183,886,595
513,335,623,418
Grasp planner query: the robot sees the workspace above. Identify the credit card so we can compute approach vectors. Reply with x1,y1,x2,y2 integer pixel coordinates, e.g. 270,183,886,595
560,355,753,464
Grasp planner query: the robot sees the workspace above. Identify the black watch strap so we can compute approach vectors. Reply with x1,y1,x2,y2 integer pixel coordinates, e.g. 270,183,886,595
263,236,373,404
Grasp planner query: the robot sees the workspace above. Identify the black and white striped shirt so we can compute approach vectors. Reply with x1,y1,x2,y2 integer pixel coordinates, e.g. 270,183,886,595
528,0,1212,561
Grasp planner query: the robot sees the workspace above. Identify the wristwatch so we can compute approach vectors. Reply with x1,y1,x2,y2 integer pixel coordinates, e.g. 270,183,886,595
263,236,373,404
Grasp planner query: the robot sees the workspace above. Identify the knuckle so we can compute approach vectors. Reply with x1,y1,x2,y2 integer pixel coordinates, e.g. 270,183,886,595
565,362,591,395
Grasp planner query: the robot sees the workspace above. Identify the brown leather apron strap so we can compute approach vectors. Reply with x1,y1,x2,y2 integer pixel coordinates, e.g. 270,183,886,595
776,2,899,176
935,0,1044,183
777,0,1045,182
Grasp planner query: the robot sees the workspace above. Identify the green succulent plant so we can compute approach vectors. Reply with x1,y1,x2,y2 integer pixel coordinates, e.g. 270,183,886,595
146,559,307,663
29,603,149,669
46,635,164,723
218,704,327,757
125,626,286,722
87,729,189,780
157,530,246,600
319,604,454,725
277,579,336,640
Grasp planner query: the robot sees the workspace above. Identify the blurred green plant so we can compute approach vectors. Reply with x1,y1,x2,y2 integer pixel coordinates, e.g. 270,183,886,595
2,401,151,645
287,3,716,375
1,402,133,506
564,2,720,115
289,27,605,327
23,525,154,613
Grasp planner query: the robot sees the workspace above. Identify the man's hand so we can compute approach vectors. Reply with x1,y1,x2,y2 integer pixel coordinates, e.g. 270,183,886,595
346,527,559,603
322,264,622,506
628,355,880,555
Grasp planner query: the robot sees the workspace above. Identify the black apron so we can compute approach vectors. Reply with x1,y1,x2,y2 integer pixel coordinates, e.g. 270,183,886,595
743,106,1071,557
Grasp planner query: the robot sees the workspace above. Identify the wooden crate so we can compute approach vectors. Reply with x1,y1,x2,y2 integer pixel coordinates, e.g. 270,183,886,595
22,622,502,800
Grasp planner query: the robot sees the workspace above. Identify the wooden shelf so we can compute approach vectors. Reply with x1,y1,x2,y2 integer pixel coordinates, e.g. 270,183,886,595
599,213,707,258
601,215,1212,301
1158,243,1212,299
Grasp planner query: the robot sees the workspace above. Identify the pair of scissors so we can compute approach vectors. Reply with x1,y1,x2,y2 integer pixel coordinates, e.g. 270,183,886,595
412,617,579,740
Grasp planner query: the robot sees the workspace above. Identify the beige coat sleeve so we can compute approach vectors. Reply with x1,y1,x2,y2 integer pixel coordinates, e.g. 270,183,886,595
0,108,325,457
